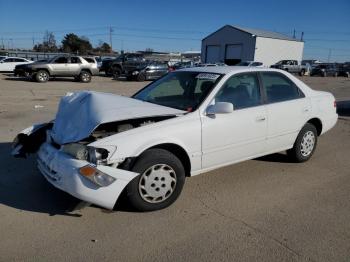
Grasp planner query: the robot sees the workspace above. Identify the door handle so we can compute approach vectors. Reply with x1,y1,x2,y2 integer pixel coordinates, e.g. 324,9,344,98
255,116,266,122
302,107,310,113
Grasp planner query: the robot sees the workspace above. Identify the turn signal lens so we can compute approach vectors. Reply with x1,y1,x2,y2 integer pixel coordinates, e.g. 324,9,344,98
79,165,96,177
79,165,116,187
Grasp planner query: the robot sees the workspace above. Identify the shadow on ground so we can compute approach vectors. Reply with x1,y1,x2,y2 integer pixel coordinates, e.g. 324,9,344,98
0,142,136,215
337,100,350,117
0,142,83,216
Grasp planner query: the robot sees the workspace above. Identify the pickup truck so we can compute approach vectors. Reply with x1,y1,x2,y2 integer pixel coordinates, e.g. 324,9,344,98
270,60,308,76
14,55,99,83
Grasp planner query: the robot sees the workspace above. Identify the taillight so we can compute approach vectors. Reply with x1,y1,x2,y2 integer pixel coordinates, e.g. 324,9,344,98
334,101,337,108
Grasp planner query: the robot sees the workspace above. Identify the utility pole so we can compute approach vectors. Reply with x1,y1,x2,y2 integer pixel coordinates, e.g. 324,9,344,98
327,48,332,62
300,32,304,41
1,37,4,49
109,26,113,53
32,36,35,48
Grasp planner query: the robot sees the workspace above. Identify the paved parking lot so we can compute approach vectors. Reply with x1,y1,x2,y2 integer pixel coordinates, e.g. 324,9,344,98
0,73,349,262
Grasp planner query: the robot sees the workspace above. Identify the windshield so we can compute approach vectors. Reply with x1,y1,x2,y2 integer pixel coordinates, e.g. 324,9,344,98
133,71,223,111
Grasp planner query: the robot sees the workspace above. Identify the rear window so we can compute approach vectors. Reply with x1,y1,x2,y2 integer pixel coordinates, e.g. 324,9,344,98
261,72,304,103
83,57,95,63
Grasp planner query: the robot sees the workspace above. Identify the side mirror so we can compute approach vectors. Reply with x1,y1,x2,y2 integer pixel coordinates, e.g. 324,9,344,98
206,102,234,115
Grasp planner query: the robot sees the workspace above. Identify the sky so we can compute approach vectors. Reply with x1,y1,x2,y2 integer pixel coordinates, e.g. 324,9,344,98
0,0,350,62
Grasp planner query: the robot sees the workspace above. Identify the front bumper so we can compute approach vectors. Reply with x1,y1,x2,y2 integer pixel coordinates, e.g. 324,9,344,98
37,142,138,209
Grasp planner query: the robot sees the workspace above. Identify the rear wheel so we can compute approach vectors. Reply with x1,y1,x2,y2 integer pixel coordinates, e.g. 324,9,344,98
112,67,121,79
126,148,186,211
35,70,49,83
287,123,318,163
79,71,91,83
299,69,305,76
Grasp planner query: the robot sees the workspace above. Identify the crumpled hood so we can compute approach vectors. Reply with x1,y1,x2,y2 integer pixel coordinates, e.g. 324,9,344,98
51,91,185,144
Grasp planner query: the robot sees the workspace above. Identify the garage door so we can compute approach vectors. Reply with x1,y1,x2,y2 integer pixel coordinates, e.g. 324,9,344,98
206,45,220,63
225,44,242,65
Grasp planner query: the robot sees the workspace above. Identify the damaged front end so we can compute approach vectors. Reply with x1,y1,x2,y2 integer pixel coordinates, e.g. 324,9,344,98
11,91,184,209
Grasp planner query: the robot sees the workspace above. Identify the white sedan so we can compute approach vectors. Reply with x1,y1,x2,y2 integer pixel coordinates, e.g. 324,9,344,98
0,57,33,72
12,67,338,211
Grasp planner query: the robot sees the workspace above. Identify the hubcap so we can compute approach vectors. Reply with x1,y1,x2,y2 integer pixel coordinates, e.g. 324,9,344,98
300,131,315,157
38,72,48,81
138,164,177,203
81,73,90,82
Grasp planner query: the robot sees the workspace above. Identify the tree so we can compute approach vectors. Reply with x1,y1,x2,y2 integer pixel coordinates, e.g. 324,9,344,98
94,42,111,53
61,33,93,54
33,31,58,52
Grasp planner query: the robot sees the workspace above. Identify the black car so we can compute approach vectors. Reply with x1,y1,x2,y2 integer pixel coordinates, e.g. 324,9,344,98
127,61,169,81
338,63,350,77
310,63,339,77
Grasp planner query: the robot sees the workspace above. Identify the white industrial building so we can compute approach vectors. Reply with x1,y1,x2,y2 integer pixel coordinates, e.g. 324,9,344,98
201,25,304,67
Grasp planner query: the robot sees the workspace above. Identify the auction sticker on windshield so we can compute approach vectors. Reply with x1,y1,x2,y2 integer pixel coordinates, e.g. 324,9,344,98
195,73,220,80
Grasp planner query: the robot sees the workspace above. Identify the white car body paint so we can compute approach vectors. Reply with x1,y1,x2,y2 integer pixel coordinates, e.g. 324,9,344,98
13,67,338,209
0,57,33,71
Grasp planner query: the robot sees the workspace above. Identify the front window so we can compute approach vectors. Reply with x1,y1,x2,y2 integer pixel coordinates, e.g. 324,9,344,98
214,73,262,109
54,57,68,63
133,71,223,111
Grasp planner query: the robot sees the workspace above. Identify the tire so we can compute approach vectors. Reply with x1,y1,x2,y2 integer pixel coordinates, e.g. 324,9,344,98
79,71,91,83
35,70,49,83
137,73,146,81
299,69,305,76
112,67,121,79
287,123,318,163
126,148,186,211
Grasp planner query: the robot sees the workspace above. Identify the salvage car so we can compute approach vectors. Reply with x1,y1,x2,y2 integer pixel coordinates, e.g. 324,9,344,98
12,67,338,211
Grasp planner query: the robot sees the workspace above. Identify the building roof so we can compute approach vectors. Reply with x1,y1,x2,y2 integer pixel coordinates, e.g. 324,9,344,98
203,25,303,42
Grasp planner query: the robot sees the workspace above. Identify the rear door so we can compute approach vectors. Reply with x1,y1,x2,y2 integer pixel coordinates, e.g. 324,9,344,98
260,72,311,152
69,57,82,75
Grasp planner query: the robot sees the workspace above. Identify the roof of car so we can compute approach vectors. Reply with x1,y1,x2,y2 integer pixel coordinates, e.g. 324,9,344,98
179,66,280,74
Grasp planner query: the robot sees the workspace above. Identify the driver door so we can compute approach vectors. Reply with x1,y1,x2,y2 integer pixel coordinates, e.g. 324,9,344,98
201,72,268,169
50,56,69,75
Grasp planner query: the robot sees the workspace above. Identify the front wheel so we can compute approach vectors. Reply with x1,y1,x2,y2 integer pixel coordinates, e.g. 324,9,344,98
126,148,186,211
287,123,318,163
35,70,49,83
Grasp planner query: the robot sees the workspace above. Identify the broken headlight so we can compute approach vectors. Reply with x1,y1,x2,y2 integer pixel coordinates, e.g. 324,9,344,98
61,143,110,164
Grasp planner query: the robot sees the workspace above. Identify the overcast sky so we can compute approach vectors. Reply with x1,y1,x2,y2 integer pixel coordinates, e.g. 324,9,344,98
0,0,349,61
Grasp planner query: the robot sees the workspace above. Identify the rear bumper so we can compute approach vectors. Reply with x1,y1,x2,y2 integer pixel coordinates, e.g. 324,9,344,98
37,142,138,209
321,113,338,135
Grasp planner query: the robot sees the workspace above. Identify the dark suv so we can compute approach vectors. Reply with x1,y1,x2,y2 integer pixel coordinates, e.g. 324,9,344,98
310,63,339,77
100,53,148,78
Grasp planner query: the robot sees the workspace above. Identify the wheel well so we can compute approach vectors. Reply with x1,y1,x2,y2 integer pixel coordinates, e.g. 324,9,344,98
80,69,92,75
307,118,322,136
36,68,50,75
149,143,191,177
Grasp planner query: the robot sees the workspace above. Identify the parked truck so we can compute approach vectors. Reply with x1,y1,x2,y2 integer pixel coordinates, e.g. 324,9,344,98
270,60,308,76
